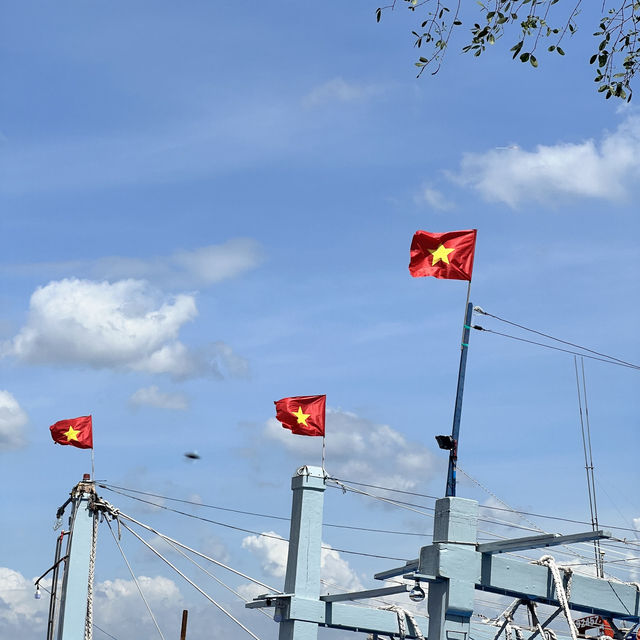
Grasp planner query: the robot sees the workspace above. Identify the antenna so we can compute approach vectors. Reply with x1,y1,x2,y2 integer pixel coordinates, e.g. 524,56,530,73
574,356,604,577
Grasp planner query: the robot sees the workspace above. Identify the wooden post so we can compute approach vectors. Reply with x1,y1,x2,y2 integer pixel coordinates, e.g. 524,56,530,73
180,609,188,640
279,466,326,640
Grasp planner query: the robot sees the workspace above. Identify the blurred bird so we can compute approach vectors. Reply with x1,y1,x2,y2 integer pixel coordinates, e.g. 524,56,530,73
184,451,201,460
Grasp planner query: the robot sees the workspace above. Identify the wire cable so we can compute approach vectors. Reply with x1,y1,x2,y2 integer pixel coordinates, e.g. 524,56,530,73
328,477,640,534
473,326,640,370
99,483,431,538
474,307,640,369
117,520,265,640
101,490,411,562
106,506,282,593
105,519,166,640
161,537,273,620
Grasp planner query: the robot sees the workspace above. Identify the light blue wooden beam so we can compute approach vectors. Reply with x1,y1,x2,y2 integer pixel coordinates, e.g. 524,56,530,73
56,478,96,640
278,466,326,640
320,584,408,602
248,596,584,640
374,560,418,581
477,554,639,620
251,470,639,640
477,530,612,555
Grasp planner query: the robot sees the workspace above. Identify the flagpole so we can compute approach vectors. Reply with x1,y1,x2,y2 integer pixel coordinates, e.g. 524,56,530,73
91,448,95,481
444,282,473,498
321,436,326,476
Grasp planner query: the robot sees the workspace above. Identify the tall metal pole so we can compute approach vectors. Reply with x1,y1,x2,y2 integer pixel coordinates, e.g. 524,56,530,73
46,532,65,640
56,475,97,640
445,301,473,497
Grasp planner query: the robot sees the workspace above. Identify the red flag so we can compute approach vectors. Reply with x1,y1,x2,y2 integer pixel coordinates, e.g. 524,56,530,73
274,395,326,437
409,229,477,281
49,416,93,449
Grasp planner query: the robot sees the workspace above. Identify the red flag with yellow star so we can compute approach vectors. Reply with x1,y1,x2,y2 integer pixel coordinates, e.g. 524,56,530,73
49,416,93,449
274,395,326,437
409,229,477,281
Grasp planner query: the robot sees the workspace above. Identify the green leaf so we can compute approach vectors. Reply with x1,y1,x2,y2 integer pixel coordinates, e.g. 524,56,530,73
520,52,530,62
557,47,565,56
376,8,381,22
530,55,538,67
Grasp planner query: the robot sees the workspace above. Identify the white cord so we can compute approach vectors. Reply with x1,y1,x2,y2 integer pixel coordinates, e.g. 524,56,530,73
106,519,166,640
119,520,264,640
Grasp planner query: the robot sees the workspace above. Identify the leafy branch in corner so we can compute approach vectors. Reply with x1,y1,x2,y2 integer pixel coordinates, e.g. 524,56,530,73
375,0,640,101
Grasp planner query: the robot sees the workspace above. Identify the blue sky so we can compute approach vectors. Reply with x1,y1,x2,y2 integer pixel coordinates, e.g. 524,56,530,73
1,2,639,639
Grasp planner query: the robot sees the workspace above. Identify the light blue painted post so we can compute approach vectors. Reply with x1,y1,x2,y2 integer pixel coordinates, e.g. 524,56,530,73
279,466,326,640
57,478,96,640
422,497,480,640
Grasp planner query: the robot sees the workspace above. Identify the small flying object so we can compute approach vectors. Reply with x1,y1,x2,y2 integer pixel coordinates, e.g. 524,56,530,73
184,451,201,460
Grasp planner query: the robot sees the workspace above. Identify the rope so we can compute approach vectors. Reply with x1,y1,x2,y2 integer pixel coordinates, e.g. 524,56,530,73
535,556,577,640
382,605,425,640
105,519,166,639
85,508,98,640
118,520,264,640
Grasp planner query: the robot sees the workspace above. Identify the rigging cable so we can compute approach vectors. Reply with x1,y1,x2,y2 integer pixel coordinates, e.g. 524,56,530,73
102,481,640,535
160,537,273,620
103,504,282,593
99,484,430,538
473,307,640,369
327,477,640,534
471,326,640,370
117,520,265,640
101,489,411,562
105,518,166,640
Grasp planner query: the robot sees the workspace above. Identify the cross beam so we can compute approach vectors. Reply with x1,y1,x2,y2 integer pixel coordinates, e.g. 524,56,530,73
476,530,612,555
248,468,640,640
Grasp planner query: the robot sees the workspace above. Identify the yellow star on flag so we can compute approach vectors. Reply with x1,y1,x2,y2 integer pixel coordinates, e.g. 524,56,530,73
292,406,310,426
64,426,80,442
429,243,455,266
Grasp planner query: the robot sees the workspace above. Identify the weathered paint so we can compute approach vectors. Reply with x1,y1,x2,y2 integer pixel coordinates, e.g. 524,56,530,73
57,483,95,640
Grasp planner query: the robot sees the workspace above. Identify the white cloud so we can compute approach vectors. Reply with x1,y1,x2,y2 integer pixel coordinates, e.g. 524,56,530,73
242,531,363,592
453,114,640,207
0,568,49,634
303,77,382,107
0,391,27,450
414,185,454,211
3,239,263,290
634,517,640,531
91,239,263,288
2,278,247,379
242,532,289,579
261,408,438,491
129,385,189,410
0,569,188,640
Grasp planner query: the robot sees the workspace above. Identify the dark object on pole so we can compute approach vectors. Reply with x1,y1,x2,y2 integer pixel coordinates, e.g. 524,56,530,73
445,301,473,497
435,435,455,450
180,609,188,640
